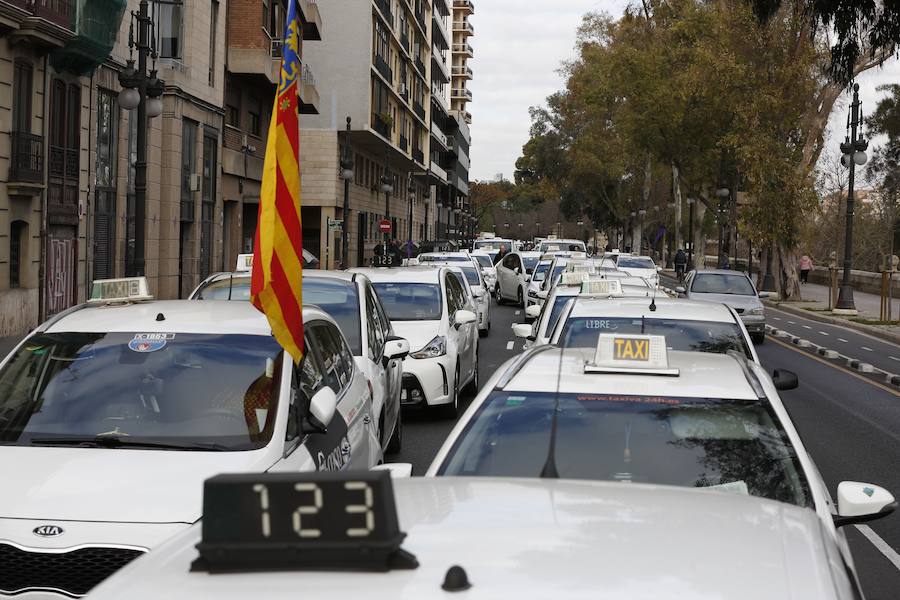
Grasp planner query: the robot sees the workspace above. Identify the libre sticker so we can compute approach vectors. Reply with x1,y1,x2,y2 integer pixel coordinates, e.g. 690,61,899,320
128,333,175,353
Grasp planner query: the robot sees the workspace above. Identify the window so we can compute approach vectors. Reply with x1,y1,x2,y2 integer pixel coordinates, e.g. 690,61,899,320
9,221,26,288
200,132,217,278
248,97,262,136
209,0,219,86
226,104,239,127
445,273,463,314
372,282,442,320
94,89,118,280
365,284,387,360
303,278,362,355
180,120,197,222
153,0,184,59
12,60,32,133
309,323,352,394
691,273,756,295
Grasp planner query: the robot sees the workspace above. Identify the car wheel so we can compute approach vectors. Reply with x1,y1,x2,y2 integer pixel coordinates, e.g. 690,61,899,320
479,326,488,338
440,365,461,419
495,284,505,305
517,287,524,308
464,350,479,396
385,408,402,454
751,332,766,345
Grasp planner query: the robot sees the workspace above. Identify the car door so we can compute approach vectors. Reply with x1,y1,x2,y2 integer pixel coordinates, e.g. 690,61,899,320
364,282,400,448
371,286,402,406
447,273,475,380
444,272,468,381
500,254,517,299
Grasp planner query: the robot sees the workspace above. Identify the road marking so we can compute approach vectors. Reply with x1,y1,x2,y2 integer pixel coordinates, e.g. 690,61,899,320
506,341,514,350
773,316,782,320
787,320,796,324
862,346,873,352
856,525,900,572
838,338,848,343
891,356,900,362
769,336,900,398
802,325,812,330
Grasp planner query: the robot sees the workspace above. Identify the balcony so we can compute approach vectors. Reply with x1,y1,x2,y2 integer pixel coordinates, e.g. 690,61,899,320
413,148,425,166
399,135,408,152
432,51,450,83
414,56,426,79
50,0,126,74
453,0,474,14
413,101,426,122
430,121,448,150
401,31,410,54
8,132,44,185
451,87,473,101
374,0,392,25
432,13,450,48
7,0,74,50
299,62,320,114
375,54,393,82
452,20,474,36
372,113,391,138
414,9,427,35
431,84,449,115
446,136,458,157
299,0,323,41
452,42,473,58
451,64,473,79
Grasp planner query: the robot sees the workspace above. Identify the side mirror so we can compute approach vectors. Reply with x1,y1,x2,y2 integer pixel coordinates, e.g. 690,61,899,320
772,369,798,391
512,323,534,340
383,336,410,365
453,309,477,328
372,462,413,478
656,266,663,272
303,387,337,434
833,481,897,527
525,304,542,319
675,286,686,295
525,275,531,283
513,267,520,275
758,291,771,299
537,290,548,300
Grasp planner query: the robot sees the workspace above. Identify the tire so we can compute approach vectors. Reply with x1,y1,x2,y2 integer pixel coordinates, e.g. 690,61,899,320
517,287,524,308
479,327,488,338
464,350,479,397
385,408,402,454
751,332,766,345
495,283,505,305
440,365,461,419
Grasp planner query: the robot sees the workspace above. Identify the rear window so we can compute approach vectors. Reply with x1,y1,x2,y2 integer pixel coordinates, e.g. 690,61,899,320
691,274,755,295
420,255,469,262
194,276,251,300
373,283,442,321
522,257,539,272
557,317,751,359
303,278,362,355
473,255,493,268
618,257,656,270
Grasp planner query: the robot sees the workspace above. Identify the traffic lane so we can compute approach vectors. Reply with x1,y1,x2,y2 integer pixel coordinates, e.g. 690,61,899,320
766,305,900,374
758,340,900,597
396,298,525,474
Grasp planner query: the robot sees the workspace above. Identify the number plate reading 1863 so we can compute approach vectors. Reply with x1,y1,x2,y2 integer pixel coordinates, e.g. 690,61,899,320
192,471,418,574
613,337,650,361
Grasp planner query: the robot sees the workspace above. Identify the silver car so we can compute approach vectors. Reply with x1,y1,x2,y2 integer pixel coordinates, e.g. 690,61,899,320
676,269,769,344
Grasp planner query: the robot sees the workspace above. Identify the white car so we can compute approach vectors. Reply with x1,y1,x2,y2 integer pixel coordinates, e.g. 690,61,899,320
537,238,587,254
469,250,497,291
424,261,491,337
524,259,553,310
495,251,542,307
544,295,760,363
0,279,388,599
614,254,661,287
472,237,514,253
351,267,479,418
426,335,895,596
85,468,878,600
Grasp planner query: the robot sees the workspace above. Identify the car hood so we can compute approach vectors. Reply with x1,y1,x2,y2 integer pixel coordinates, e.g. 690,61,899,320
391,320,444,352
88,478,840,600
0,446,274,523
689,291,761,310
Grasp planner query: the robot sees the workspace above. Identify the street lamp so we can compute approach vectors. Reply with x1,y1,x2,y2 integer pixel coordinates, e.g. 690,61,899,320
836,83,869,313
715,186,730,268
118,1,165,277
339,117,354,268
638,209,646,253
406,178,416,258
380,163,393,253
686,197,695,267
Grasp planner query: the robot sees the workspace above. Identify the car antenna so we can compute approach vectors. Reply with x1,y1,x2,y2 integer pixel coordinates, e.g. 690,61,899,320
540,327,568,479
227,273,234,301
649,277,658,312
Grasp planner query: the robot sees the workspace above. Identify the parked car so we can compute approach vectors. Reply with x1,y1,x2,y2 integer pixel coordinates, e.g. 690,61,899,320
677,269,768,344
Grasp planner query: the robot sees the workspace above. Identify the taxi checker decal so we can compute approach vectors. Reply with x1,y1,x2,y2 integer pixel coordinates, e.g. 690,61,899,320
129,333,176,353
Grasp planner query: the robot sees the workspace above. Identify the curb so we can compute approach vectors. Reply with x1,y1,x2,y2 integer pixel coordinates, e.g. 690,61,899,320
767,325,900,390
763,300,900,347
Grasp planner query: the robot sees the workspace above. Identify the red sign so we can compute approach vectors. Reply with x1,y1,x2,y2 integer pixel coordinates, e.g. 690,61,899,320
379,219,392,233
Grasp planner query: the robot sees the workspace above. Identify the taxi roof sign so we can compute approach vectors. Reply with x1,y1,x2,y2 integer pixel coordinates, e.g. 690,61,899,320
586,333,678,376
235,254,254,272
559,271,589,286
580,278,623,296
89,277,153,304
566,263,597,273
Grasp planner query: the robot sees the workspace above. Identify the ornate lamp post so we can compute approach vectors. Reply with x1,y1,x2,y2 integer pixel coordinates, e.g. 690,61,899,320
836,83,869,313
118,0,165,277
339,117,354,268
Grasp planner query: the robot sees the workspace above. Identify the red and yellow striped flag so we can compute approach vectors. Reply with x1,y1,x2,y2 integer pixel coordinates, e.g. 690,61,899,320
251,0,305,363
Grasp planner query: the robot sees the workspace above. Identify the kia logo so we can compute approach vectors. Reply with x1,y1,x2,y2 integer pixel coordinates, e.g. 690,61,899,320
33,525,64,538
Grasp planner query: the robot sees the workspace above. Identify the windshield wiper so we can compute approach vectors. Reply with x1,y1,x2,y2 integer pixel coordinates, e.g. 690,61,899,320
29,435,230,451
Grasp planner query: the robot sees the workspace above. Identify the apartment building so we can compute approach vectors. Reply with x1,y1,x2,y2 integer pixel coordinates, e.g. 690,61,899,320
221,0,322,272
301,0,436,267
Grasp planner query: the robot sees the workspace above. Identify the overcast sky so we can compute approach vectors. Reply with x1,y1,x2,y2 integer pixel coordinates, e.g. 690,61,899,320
467,0,900,183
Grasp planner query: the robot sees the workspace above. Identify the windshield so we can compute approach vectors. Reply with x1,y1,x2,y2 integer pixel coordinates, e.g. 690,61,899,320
0,332,283,450
303,278,362,355
540,241,585,253
458,266,481,286
532,262,551,282
542,295,572,336
194,276,251,300
437,391,811,507
618,257,656,270
474,239,511,251
691,274,756,295
558,317,751,359
473,255,493,269
542,265,566,290
522,257,539,273
373,283,442,320
420,255,470,262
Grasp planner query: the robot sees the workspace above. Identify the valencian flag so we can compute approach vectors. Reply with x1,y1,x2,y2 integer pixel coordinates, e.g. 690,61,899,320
251,0,305,363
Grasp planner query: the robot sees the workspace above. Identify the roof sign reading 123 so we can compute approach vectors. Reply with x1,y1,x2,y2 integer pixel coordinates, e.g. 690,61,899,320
89,277,153,304
586,334,678,376
192,471,418,574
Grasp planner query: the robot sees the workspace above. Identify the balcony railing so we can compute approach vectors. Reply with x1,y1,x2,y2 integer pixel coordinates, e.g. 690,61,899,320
399,135,408,152
32,0,71,30
301,62,316,85
452,43,474,57
412,148,424,165
414,9,426,33
413,101,426,121
9,132,44,183
451,88,473,101
414,56,426,78
452,0,474,13
451,65,473,78
372,113,390,137
452,20,474,35
401,32,410,54
271,38,283,58
375,54,393,82
374,0,392,24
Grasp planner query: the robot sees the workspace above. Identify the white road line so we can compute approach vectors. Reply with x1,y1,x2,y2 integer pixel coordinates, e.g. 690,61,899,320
819,331,829,336
802,325,812,330
506,341,514,350
773,316,782,320
787,320,796,324
862,346,874,352
857,524,900,571
838,338,849,343
891,356,900,362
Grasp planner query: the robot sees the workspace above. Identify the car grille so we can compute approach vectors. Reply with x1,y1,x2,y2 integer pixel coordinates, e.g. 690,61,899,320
0,542,145,597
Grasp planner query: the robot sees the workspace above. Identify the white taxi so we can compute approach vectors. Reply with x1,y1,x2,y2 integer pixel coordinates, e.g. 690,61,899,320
0,278,384,599
423,260,491,337
495,251,542,307
468,250,497,291
351,267,478,418
85,466,879,600
614,254,661,287
426,334,895,596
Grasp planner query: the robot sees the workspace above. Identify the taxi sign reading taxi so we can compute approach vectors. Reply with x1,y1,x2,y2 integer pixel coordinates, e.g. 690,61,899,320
379,219,392,233
235,254,253,272
586,334,678,376
88,277,153,304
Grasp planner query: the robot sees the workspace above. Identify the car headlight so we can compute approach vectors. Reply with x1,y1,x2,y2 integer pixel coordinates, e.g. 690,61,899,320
746,307,765,316
410,336,446,359
528,289,538,298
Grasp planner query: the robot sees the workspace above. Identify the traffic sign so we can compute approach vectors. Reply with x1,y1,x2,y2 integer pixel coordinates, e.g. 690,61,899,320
379,219,392,233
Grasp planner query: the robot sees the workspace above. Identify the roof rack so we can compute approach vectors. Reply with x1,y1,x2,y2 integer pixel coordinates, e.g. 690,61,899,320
496,344,557,389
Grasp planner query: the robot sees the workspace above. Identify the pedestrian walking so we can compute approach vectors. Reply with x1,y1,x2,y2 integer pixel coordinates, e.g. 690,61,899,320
799,254,813,284
493,243,508,265
674,248,687,281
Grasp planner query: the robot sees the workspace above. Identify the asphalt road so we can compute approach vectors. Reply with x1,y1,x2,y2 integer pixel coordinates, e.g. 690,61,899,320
397,293,900,599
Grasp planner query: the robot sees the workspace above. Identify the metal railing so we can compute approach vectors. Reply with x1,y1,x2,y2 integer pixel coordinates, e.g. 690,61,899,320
452,0,474,12
372,113,390,137
414,56,426,78
301,62,316,85
451,65,473,77
375,55,393,82
451,88,472,101
374,0,392,24
452,20,474,35
412,148,424,165
33,0,71,30
413,101,425,121
270,38,283,58
9,132,43,183
452,43,474,56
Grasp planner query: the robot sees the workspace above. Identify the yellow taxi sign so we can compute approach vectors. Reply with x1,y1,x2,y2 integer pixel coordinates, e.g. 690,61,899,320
587,333,676,375
235,254,254,272
580,278,623,296
89,277,153,304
